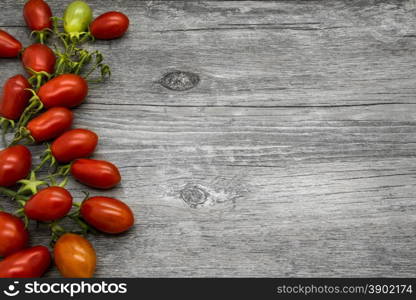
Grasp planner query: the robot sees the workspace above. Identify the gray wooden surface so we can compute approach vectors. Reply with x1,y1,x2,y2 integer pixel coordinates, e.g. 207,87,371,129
1,0,416,277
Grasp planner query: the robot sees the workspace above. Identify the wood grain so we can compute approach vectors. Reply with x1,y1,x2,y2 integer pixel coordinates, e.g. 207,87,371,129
1,0,416,277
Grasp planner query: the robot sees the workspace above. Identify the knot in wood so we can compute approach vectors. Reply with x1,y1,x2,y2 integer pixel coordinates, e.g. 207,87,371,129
159,71,200,91
180,184,209,208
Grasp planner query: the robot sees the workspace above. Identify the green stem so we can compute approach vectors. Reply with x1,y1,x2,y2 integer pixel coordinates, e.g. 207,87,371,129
34,144,56,173
16,93,43,129
0,187,17,198
0,118,14,147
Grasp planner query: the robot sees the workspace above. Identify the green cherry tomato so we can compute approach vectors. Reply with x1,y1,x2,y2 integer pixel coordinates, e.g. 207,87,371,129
63,1,92,37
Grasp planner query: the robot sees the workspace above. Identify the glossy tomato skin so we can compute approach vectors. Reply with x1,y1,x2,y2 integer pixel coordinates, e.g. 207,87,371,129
0,30,22,58
0,212,29,257
0,75,31,120
71,159,121,189
81,197,134,234
37,74,88,109
22,43,56,74
24,187,73,222
0,145,31,187
23,0,53,31
54,233,96,278
27,107,73,142
64,1,92,35
0,246,50,278
90,11,129,40
51,129,98,163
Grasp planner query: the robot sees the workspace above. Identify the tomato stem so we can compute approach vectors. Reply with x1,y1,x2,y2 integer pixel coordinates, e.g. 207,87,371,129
16,90,44,129
56,163,72,177
0,117,15,146
49,220,67,242
0,187,17,198
47,173,69,188
27,69,52,91
34,144,56,173
30,28,53,44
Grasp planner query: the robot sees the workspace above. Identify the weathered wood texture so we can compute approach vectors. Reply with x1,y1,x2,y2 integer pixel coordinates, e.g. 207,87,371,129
1,0,416,277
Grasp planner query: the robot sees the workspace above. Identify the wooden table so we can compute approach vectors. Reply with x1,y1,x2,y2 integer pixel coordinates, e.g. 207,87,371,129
1,0,416,277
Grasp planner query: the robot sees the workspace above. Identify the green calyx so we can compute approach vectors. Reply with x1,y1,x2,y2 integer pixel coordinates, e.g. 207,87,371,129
30,28,53,44
10,126,35,146
17,171,48,195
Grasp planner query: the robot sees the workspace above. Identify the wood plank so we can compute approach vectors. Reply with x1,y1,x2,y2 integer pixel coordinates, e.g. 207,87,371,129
0,0,415,277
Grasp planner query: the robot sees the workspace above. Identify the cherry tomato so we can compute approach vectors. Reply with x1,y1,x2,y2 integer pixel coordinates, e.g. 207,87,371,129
0,30,22,58
51,129,98,163
0,212,29,257
27,107,73,142
54,233,96,278
0,246,50,278
37,74,88,109
90,12,129,40
64,1,92,35
23,0,53,31
0,75,31,120
81,196,134,234
71,159,121,189
21,43,56,75
24,187,73,222
0,145,31,187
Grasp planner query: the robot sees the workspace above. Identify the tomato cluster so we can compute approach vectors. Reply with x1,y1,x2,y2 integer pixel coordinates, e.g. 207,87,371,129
0,0,132,278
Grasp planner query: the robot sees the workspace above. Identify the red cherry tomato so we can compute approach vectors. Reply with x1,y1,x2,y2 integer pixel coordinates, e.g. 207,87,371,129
71,159,121,189
27,107,73,142
0,212,29,257
0,75,31,120
23,0,53,31
21,43,56,75
80,196,134,234
0,30,22,58
0,145,31,187
54,233,96,278
0,246,50,278
24,187,73,222
37,74,88,109
90,11,129,40
51,129,98,163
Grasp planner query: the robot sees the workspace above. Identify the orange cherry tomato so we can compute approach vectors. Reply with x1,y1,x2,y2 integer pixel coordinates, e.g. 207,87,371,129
0,145,31,187
71,159,121,189
0,212,29,257
37,74,88,109
54,233,96,278
51,128,98,163
0,74,31,120
27,107,73,142
80,196,134,234
0,246,50,278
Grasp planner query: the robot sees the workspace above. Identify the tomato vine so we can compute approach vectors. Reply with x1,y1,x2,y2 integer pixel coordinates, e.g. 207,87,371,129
0,0,132,278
